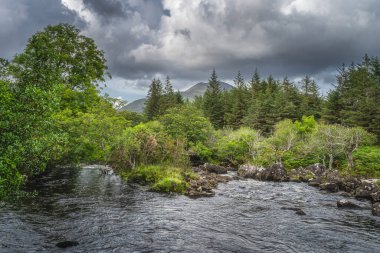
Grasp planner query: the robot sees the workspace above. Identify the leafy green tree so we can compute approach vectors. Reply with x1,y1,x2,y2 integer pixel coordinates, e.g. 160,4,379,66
10,24,109,90
342,127,375,170
264,119,299,163
159,105,214,146
203,68,225,128
144,78,163,120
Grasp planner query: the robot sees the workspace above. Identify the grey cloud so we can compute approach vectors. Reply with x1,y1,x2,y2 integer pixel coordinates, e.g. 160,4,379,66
0,0,76,60
2,0,380,99
83,0,126,19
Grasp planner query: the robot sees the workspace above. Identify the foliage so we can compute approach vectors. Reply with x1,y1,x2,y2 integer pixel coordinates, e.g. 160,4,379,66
214,127,263,166
159,105,214,146
0,81,66,198
353,146,380,177
109,121,188,171
323,56,380,141
123,165,193,193
263,119,299,163
203,68,225,128
10,24,109,91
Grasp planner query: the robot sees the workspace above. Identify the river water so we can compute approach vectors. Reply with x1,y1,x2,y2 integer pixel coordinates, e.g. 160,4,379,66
0,166,379,253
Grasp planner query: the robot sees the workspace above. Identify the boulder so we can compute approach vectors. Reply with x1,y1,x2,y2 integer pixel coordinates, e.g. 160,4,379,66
260,163,288,182
371,191,380,202
306,163,325,176
289,167,315,182
295,209,306,215
237,165,265,179
308,178,321,187
337,199,362,209
355,181,377,200
338,176,360,193
56,241,79,248
320,182,339,192
203,163,228,174
372,202,380,216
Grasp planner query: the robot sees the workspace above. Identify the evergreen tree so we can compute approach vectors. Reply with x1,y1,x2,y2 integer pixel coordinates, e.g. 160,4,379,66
203,68,225,128
299,75,322,118
323,55,380,140
144,78,163,120
249,68,261,98
160,76,177,113
225,71,249,128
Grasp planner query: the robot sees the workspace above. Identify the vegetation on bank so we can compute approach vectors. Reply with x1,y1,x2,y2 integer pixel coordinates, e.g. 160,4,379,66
1,23,380,198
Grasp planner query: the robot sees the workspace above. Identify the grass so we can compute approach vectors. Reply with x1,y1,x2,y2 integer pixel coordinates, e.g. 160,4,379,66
122,165,198,194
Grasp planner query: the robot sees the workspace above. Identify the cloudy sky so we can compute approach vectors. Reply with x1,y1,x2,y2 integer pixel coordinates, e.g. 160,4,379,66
1,0,380,101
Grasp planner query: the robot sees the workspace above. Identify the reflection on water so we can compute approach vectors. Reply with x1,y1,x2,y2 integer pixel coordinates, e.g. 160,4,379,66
0,165,379,253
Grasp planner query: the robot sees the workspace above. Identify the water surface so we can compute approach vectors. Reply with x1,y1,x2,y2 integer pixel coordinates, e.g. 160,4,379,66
1,166,379,252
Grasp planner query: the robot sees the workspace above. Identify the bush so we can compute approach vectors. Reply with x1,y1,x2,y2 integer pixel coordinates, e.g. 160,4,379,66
353,146,380,177
109,121,188,171
151,177,187,193
159,105,214,146
214,127,262,166
123,165,194,193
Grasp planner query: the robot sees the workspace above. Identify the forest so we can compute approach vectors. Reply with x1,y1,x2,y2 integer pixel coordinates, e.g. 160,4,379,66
1,24,380,198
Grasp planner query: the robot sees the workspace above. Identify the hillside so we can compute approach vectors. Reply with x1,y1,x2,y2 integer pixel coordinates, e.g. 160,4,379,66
122,81,233,113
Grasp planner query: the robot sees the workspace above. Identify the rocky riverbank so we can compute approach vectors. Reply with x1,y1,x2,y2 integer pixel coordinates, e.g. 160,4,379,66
237,163,380,216
185,162,380,216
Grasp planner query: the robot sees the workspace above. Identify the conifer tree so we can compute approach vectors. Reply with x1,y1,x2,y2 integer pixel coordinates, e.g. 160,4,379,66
299,75,322,118
160,76,177,113
225,71,248,128
144,78,162,120
203,68,225,128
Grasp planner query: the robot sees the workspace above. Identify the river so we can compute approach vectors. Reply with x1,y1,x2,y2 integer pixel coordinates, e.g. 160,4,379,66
0,165,379,252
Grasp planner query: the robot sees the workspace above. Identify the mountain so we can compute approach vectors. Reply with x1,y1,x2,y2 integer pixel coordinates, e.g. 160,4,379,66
181,81,233,100
121,81,233,113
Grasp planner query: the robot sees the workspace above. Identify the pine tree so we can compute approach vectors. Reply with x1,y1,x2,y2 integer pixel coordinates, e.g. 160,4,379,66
203,68,225,128
144,78,162,120
225,71,248,128
160,76,177,113
299,75,322,118
323,55,380,140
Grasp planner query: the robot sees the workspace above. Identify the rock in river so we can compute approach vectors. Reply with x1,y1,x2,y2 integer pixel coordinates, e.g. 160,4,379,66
337,199,362,209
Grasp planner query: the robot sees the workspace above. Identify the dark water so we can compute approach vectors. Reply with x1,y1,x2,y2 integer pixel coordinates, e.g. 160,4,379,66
1,166,379,253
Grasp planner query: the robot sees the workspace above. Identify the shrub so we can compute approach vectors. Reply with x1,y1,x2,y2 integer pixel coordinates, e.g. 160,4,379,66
214,127,262,166
353,146,380,177
123,165,193,193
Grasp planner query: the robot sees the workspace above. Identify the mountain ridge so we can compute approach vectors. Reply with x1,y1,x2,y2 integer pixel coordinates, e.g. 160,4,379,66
121,81,233,113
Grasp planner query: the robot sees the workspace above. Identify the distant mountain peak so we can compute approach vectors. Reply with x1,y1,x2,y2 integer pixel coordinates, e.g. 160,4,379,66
121,81,233,113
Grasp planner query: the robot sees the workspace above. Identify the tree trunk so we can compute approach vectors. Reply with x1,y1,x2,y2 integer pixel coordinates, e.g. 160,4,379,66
347,152,354,170
328,153,334,170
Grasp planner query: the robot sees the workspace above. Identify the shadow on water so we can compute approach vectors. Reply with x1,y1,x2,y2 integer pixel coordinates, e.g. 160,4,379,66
1,165,379,252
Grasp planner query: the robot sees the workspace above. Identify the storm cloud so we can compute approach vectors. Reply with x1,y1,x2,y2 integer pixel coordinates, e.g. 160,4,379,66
1,0,380,100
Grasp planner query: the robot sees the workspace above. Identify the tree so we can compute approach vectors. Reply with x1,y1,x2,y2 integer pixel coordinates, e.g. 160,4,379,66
264,119,299,163
10,24,109,91
298,75,322,118
159,105,214,145
203,68,225,128
323,55,380,141
160,76,177,113
310,124,346,170
342,127,375,170
144,78,163,120
225,71,249,128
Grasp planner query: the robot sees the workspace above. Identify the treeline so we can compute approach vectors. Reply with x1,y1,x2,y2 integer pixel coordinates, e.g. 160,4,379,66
145,58,380,141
